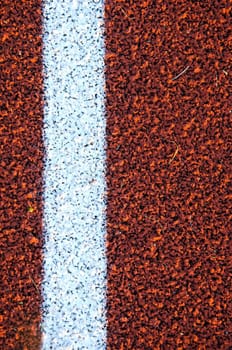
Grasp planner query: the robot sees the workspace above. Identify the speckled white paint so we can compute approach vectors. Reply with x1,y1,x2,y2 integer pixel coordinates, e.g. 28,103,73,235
41,1,106,349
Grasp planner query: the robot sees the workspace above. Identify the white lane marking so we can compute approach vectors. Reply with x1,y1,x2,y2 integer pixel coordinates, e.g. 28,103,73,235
42,1,106,349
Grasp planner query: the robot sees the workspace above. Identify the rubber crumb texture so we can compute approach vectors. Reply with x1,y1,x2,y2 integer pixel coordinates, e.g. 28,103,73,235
41,0,106,349
105,1,231,349
0,1,44,349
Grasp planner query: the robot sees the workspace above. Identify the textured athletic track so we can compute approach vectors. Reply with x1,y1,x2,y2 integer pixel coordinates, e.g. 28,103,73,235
1,1,44,349
105,1,231,349
1,0,231,349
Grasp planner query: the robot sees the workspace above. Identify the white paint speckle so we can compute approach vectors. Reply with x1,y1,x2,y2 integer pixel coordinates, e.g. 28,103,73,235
42,1,106,349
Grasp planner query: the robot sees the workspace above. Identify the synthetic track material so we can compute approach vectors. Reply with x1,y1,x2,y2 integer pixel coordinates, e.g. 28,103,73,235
41,1,106,348
1,1,44,349
105,1,231,349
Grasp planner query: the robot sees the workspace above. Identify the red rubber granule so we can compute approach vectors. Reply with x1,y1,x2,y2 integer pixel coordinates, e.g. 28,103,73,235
105,1,231,349
0,1,44,349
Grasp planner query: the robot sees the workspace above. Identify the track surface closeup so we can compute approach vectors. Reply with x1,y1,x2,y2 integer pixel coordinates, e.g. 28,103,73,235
1,1,44,349
105,1,231,349
1,0,232,349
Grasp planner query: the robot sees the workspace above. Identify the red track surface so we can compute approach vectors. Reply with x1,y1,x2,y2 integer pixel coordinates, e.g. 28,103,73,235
1,1,231,349
1,1,44,349
105,1,231,349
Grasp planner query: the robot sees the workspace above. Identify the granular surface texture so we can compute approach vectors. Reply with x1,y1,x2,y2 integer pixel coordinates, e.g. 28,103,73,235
0,1,44,349
105,1,231,349
41,1,107,348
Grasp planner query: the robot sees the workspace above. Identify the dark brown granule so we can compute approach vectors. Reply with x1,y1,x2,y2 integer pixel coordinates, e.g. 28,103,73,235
0,1,44,349
105,1,231,349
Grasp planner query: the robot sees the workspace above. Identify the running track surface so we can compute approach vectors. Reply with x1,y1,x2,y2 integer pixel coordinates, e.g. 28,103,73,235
1,1,44,349
1,1,231,349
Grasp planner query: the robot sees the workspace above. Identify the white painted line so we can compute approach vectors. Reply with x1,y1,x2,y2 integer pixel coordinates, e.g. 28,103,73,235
41,1,106,349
